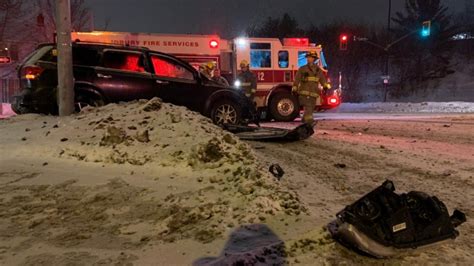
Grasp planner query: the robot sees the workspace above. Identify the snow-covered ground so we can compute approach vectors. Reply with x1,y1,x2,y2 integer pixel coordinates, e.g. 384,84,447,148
326,102,474,113
0,99,473,264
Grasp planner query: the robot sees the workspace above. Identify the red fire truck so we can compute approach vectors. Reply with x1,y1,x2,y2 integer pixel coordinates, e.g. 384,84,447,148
71,31,342,121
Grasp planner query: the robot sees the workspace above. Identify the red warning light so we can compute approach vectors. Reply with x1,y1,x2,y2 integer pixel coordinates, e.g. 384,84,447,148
209,40,219,49
339,34,349,51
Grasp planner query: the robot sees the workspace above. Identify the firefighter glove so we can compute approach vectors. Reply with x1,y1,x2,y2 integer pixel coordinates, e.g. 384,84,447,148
292,86,298,93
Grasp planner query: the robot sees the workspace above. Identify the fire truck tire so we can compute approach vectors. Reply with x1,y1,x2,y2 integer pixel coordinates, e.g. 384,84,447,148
269,92,300,122
210,99,242,125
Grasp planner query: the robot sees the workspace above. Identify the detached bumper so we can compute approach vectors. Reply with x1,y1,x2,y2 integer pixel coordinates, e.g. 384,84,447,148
224,123,314,142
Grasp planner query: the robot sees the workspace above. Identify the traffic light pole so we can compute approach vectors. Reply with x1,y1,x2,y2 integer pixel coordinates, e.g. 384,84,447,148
55,0,74,116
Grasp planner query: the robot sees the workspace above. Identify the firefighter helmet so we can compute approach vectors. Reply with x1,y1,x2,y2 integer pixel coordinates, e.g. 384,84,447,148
305,50,319,59
240,60,250,68
202,61,216,70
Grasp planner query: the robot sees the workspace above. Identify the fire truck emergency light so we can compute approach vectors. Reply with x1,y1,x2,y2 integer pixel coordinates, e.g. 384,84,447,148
209,40,219,48
236,38,248,47
283,38,310,47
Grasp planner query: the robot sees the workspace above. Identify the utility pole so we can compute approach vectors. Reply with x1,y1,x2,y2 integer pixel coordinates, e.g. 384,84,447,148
55,0,74,116
384,0,392,102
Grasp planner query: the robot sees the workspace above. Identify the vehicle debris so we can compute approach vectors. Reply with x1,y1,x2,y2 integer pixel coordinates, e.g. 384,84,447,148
223,123,315,142
269,164,285,180
328,180,466,258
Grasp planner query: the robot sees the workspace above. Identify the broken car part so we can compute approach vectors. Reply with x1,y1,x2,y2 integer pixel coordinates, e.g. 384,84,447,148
328,180,466,258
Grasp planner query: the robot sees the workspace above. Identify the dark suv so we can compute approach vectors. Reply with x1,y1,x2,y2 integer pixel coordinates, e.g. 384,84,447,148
13,43,255,125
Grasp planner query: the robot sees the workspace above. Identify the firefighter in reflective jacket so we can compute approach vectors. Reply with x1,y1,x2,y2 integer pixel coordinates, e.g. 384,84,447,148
292,50,331,125
236,60,257,101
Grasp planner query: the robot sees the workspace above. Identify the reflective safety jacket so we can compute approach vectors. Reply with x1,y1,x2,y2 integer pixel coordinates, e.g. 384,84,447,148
292,64,329,98
237,70,257,98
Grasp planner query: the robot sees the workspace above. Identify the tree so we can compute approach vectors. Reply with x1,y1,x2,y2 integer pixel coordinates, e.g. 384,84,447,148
0,0,30,43
35,0,92,42
390,0,456,94
246,13,303,39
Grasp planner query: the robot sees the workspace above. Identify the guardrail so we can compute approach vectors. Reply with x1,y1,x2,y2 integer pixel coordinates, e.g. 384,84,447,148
0,79,20,103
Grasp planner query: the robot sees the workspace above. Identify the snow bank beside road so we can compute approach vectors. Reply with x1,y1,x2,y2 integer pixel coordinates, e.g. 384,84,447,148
0,98,305,252
326,102,474,113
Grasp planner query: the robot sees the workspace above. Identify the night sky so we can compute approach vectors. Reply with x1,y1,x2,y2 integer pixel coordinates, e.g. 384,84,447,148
86,0,465,37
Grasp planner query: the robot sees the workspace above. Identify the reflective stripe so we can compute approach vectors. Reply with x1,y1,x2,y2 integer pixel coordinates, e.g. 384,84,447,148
299,91,319,98
251,89,257,93
307,77,319,82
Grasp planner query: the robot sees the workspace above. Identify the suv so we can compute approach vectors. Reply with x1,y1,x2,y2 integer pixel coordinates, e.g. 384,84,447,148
13,43,255,125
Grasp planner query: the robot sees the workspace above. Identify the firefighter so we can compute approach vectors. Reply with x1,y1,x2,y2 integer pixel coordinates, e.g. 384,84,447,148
292,50,331,125
236,60,257,101
212,68,229,86
199,61,216,79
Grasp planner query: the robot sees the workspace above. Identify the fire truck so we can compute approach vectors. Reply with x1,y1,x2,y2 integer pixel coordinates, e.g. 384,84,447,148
71,31,342,122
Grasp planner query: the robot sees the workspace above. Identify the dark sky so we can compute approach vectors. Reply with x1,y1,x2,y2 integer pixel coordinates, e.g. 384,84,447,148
86,0,465,37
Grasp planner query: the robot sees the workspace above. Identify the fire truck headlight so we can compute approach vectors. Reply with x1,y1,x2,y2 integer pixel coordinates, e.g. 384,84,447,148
234,80,241,88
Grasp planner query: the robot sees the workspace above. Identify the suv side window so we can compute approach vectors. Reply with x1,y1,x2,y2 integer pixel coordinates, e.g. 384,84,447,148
73,47,100,66
151,55,194,80
102,50,146,73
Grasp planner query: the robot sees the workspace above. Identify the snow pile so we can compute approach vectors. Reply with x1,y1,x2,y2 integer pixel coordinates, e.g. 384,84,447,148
327,102,474,113
1,98,305,245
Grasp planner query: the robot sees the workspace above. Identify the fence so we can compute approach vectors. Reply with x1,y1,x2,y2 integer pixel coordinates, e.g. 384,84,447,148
0,79,20,103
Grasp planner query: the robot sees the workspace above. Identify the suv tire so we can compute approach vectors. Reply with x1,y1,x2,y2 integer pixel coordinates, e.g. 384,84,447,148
269,92,300,122
75,92,105,112
11,101,31,114
210,99,242,125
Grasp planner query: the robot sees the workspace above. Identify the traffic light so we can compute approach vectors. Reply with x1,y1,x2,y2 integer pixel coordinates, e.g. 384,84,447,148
339,34,348,50
421,20,431,37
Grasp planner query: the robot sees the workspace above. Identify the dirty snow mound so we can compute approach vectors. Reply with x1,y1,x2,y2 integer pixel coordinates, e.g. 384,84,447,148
1,98,306,246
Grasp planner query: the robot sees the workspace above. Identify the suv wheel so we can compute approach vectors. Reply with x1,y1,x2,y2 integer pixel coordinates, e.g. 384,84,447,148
269,92,300,122
75,92,105,112
11,101,31,114
210,99,242,125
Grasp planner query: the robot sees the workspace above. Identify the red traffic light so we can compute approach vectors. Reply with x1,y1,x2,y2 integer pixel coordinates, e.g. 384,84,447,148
339,34,348,51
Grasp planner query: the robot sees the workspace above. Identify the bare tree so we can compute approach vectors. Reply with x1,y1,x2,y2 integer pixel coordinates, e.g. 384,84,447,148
0,0,30,43
35,0,92,42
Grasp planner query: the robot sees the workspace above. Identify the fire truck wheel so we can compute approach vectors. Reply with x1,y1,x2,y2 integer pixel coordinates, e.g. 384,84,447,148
269,92,300,122
75,92,105,112
210,99,242,125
